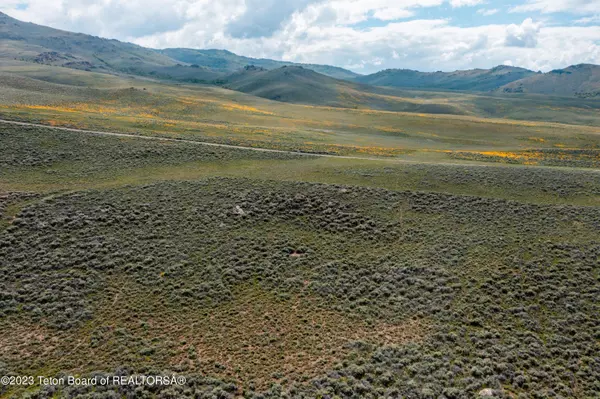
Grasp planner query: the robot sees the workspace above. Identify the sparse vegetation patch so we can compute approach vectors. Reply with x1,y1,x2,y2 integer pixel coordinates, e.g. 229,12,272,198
1,178,598,397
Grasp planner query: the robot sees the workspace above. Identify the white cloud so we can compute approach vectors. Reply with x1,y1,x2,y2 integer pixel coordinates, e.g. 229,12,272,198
505,18,540,47
450,0,484,7
372,8,414,21
293,0,444,26
6,0,208,39
575,14,600,23
226,0,313,38
510,0,600,14
477,8,499,16
1,0,599,74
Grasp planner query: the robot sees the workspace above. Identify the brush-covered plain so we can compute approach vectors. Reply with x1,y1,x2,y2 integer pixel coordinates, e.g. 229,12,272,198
1,178,599,398
1,47,600,399
1,122,600,398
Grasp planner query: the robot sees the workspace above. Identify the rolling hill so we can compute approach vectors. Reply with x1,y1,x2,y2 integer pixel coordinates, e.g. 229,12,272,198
0,11,226,82
217,65,467,113
219,65,359,106
0,11,357,83
499,64,600,98
159,48,360,80
2,9,600,111
355,65,536,91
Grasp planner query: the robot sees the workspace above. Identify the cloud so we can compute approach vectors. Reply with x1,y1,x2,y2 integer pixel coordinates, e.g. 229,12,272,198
5,0,201,38
291,0,444,27
450,0,484,7
505,18,540,47
510,0,600,14
477,8,499,16
575,14,600,23
226,0,313,38
2,0,599,74
372,8,414,21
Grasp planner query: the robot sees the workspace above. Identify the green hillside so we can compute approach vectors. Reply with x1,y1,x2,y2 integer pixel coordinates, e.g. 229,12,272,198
2,121,600,398
217,65,473,114
356,65,536,91
500,64,600,97
0,11,227,83
219,65,360,106
160,48,360,80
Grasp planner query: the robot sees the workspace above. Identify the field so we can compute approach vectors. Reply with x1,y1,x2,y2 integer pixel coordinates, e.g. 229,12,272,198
1,118,600,398
1,61,599,166
1,61,599,399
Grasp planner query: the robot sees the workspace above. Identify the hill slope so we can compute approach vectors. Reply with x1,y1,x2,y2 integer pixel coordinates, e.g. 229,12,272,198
220,65,360,106
160,48,360,80
356,65,536,91
0,12,358,83
218,66,479,115
499,64,600,98
0,11,228,83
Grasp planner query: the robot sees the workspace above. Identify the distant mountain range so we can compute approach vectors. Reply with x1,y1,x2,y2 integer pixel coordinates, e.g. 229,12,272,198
500,64,600,98
0,11,355,82
1,11,599,99
355,65,537,92
159,48,359,80
358,64,600,97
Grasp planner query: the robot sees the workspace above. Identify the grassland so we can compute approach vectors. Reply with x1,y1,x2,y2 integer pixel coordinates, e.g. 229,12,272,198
1,61,599,167
2,123,599,206
1,116,600,398
1,58,599,399
1,174,599,398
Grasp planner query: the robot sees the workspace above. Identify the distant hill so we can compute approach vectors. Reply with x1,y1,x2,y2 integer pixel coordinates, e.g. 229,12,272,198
0,11,225,83
159,48,360,80
218,65,358,106
355,65,536,91
2,11,599,102
499,64,600,98
217,65,472,115
0,11,357,83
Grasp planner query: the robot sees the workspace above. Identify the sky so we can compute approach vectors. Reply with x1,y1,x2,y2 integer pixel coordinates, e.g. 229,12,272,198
1,0,600,73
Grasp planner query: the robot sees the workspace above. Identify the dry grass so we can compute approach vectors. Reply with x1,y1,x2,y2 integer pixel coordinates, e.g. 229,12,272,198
175,290,424,389
221,102,275,115
1,283,425,392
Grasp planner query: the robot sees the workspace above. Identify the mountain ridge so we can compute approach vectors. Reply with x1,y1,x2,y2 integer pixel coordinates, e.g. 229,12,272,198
355,65,538,91
0,11,227,83
0,11,358,82
499,63,600,98
159,48,360,80
1,11,599,98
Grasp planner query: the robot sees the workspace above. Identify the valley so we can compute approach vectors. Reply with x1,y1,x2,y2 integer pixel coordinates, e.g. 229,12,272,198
0,8,599,399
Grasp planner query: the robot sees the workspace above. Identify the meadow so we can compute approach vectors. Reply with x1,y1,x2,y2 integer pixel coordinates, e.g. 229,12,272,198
2,123,599,206
1,61,599,167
